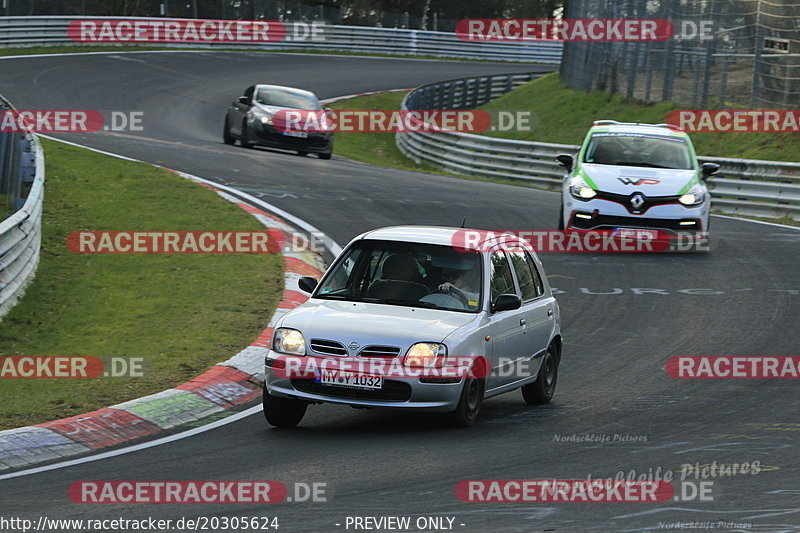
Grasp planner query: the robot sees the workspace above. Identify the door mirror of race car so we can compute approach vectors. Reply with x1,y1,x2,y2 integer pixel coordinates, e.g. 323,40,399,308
298,276,319,294
492,293,522,313
556,154,574,173
701,162,720,180
238,96,252,106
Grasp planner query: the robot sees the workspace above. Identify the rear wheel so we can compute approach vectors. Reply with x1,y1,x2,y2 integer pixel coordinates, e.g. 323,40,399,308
223,117,235,145
296,151,308,157
263,390,307,428
240,120,253,148
448,377,484,428
522,346,558,405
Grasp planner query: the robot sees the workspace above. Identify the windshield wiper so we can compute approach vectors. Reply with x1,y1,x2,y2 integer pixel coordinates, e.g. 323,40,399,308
613,161,672,168
359,297,439,309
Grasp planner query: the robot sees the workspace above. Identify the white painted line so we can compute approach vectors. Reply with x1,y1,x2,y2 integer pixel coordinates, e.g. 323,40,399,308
0,405,262,481
711,213,800,231
0,136,342,478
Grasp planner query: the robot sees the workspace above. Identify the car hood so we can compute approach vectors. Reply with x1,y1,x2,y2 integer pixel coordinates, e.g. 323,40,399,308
279,299,477,350
253,103,316,116
582,164,697,196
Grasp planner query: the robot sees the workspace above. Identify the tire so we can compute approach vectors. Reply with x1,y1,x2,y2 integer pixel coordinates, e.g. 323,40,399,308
522,346,558,405
317,151,332,160
240,120,253,148
448,377,484,428
262,389,307,428
223,117,235,145
558,204,565,230
296,151,308,157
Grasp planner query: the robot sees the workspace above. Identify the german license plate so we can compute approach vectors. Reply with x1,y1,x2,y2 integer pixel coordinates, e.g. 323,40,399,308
318,370,383,390
614,228,658,241
282,130,308,138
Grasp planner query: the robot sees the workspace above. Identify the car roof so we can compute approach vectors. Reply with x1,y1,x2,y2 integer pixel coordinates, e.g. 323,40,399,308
356,226,529,250
588,120,690,140
254,84,317,98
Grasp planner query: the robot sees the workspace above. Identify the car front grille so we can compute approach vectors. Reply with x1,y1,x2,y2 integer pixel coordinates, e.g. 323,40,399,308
359,345,401,358
309,339,347,356
570,213,701,232
291,379,412,401
594,191,681,214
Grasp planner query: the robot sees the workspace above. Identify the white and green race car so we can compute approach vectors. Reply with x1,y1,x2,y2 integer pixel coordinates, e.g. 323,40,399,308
557,120,719,248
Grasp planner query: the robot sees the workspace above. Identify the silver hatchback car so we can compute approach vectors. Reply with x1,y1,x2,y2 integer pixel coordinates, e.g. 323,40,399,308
264,226,562,428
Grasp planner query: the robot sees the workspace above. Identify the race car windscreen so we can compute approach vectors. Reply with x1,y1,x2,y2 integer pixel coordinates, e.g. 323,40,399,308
584,133,694,169
314,240,483,312
255,88,321,110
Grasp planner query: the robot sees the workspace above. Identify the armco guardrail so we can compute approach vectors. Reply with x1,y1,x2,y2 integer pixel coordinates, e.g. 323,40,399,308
397,74,800,221
0,17,563,63
0,97,45,319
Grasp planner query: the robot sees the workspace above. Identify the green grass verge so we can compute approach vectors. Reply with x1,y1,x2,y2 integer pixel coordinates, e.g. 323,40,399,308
0,139,282,429
328,91,547,189
480,73,800,162
328,91,437,171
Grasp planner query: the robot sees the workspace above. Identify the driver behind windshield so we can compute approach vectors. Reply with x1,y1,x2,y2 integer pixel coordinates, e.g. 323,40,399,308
437,265,480,307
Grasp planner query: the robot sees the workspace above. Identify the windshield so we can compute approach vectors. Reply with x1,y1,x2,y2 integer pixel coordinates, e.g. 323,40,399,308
583,133,693,170
314,240,483,313
255,88,320,110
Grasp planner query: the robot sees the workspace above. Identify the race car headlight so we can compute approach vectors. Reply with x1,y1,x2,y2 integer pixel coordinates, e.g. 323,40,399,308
273,328,306,355
679,187,706,206
404,343,447,368
260,115,273,125
569,177,597,199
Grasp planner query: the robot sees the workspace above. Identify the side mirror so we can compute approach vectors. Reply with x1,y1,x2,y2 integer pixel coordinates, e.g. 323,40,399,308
492,293,522,313
238,96,252,106
701,162,720,180
298,276,318,294
556,154,574,173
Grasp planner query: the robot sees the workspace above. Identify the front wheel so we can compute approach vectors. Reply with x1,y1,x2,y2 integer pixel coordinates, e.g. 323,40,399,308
557,204,565,230
263,390,307,428
240,120,253,148
448,377,484,428
223,117,235,145
317,151,332,160
522,346,558,405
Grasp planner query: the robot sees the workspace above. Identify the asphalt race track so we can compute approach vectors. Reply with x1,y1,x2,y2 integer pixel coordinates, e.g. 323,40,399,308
1,52,800,532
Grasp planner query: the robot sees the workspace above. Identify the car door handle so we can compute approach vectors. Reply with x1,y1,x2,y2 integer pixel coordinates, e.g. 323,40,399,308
547,309,554,317
519,318,526,326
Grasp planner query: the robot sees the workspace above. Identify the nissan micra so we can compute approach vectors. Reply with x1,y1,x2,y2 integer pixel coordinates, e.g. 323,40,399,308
264,226,562,428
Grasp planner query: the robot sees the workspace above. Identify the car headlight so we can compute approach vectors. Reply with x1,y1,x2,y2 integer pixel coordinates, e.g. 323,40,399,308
260,115,273,125
273,328,306,355
569,177,597,199
679,186,706,206
404,343,447,368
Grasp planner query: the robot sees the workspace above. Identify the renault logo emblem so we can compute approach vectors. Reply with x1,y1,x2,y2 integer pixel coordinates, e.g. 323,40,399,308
348,341,360,351
630,194,645,209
